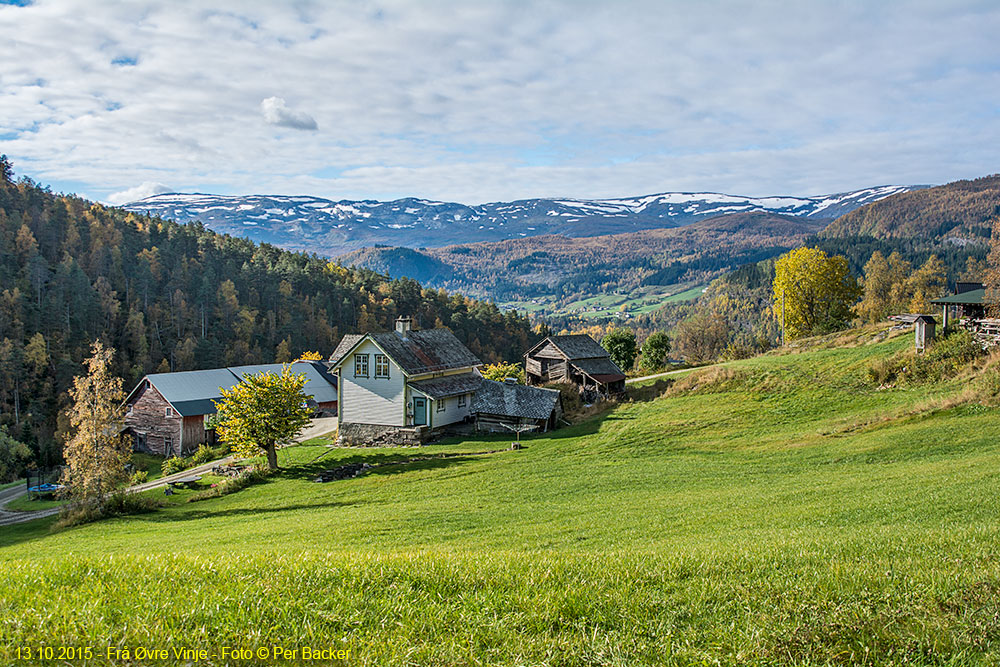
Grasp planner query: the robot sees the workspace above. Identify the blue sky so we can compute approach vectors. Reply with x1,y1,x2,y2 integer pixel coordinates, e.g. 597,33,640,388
1,0,998,204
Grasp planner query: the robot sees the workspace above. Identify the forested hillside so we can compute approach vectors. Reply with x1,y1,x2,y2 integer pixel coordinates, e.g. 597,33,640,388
820,174,999,239
0,158,532,465
341,211,824,306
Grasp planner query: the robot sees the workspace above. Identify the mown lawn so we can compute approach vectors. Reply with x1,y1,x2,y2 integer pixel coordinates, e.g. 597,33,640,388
2,330,999,665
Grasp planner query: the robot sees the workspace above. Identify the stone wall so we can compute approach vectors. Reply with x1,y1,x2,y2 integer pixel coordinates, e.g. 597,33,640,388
337,422,430,447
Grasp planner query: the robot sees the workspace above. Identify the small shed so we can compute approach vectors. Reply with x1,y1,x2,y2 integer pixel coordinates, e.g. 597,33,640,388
523,334,626,395
470,379,562,434
914,315,937,352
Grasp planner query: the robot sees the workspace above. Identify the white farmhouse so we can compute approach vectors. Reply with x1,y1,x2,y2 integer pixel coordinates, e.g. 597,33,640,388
329,317,484,445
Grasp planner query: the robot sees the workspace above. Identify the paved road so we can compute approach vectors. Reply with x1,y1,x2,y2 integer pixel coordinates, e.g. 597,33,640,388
626,364,718,384
0,485,61,527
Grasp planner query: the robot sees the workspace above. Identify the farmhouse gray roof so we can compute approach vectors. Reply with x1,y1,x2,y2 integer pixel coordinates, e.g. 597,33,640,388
931,288,986,305
471,380,561,421
536,334,611,360
128,361,337,417
330,329,482,375
409,373,483,399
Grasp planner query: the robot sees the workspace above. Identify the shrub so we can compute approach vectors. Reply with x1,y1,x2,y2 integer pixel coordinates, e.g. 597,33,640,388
188,465,272,503
161,456,187,477
129,470,148,486
53,492,164,530
191,444,214,465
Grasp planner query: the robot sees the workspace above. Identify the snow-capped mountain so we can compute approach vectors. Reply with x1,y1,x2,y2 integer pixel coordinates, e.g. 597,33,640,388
123,185,923,257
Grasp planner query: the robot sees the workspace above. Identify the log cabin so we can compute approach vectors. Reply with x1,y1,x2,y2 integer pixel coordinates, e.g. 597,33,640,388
523,334,626,395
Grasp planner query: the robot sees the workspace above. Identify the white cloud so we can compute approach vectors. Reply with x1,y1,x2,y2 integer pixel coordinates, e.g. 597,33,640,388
107,182,174,205
0,1,998,204
260,96,318,131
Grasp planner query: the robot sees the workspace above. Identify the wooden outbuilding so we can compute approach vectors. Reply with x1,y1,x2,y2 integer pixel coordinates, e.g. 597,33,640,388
914,315,937,352
470,379,562,434
524,334,626,395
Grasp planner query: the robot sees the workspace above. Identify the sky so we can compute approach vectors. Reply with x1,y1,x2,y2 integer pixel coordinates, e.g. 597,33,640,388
1,0,998,205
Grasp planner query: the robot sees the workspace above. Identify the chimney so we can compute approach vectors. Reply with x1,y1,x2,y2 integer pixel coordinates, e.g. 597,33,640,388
395,316,413,338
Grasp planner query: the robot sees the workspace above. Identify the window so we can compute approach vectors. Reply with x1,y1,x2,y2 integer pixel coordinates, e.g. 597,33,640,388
165,407,174,417
374,354,390,378
457,394,467,407
437,398,446,412
354,354,369,378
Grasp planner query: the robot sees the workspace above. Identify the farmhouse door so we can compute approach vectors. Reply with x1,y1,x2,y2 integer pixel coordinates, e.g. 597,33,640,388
413,397,427,426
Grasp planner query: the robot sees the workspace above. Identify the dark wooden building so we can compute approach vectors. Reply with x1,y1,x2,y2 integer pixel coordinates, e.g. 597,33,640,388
123,361,338,457
524,334,626,395
470,379,563,434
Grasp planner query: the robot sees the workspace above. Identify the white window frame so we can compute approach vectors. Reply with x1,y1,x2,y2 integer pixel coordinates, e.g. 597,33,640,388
374,354,390,379
457,394,467,407
165,407,174,418
354,354,369,378
436,398,446,412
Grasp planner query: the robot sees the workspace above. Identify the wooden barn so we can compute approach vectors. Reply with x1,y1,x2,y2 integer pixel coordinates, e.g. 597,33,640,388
470,379,562,434
524,334,626,395
123,361,338,457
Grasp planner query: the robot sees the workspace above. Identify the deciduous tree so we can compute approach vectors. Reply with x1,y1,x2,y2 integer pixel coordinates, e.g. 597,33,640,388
214,366,311,470
856,251,911,323
772,248,859,340
481,361,525,384
0,427,31,482
61,341,130,504
601,328,638,372
986,217,1000,316
639,332,671,371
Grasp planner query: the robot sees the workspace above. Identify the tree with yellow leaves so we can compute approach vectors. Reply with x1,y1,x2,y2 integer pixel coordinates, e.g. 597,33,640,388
213,366,311,470
61,341,130,505
772,247,860,340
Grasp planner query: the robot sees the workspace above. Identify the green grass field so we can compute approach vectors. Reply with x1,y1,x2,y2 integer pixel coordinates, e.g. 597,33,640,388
2,329,1000,665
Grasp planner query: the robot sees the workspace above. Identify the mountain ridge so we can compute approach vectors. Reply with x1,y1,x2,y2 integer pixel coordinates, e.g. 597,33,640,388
124,185,924,256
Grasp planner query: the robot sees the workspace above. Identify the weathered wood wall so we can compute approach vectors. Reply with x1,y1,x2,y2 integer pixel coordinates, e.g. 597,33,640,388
124,382,183,457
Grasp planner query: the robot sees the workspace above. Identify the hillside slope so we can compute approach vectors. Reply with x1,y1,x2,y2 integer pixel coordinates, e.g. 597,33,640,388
820,174,1000,240
340,211,825,304
2,327,1000,664
0,161,532,464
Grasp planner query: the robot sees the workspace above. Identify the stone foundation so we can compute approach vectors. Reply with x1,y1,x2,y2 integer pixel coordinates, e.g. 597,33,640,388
336,422,431,447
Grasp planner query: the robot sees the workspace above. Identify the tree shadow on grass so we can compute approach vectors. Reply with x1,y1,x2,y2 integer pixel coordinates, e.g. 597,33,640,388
280,449,501,483
132,499,358,523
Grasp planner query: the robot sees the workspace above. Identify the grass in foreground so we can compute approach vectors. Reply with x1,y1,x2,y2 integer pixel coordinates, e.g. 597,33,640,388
2,328,1000,665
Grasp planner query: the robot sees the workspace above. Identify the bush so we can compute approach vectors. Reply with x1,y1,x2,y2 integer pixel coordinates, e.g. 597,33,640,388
865,330,985,387
188,465,272,503
53,492,164,530
191,444,214,465
161,456,187,477
129,470,148,486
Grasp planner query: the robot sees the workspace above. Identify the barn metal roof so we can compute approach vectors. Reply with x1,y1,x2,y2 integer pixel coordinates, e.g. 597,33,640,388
931,288,986,305
129,361,338,417
470,380,561,421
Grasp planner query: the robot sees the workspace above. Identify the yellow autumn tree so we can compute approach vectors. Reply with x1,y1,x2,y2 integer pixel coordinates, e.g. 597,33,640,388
296,350,324,361
772,247,860,340
213,366,311,470
61,341,130,505
855,251,911,323
481,361,525,384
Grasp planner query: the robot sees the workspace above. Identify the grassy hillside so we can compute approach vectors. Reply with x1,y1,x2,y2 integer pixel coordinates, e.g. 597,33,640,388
2,328,1000,665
